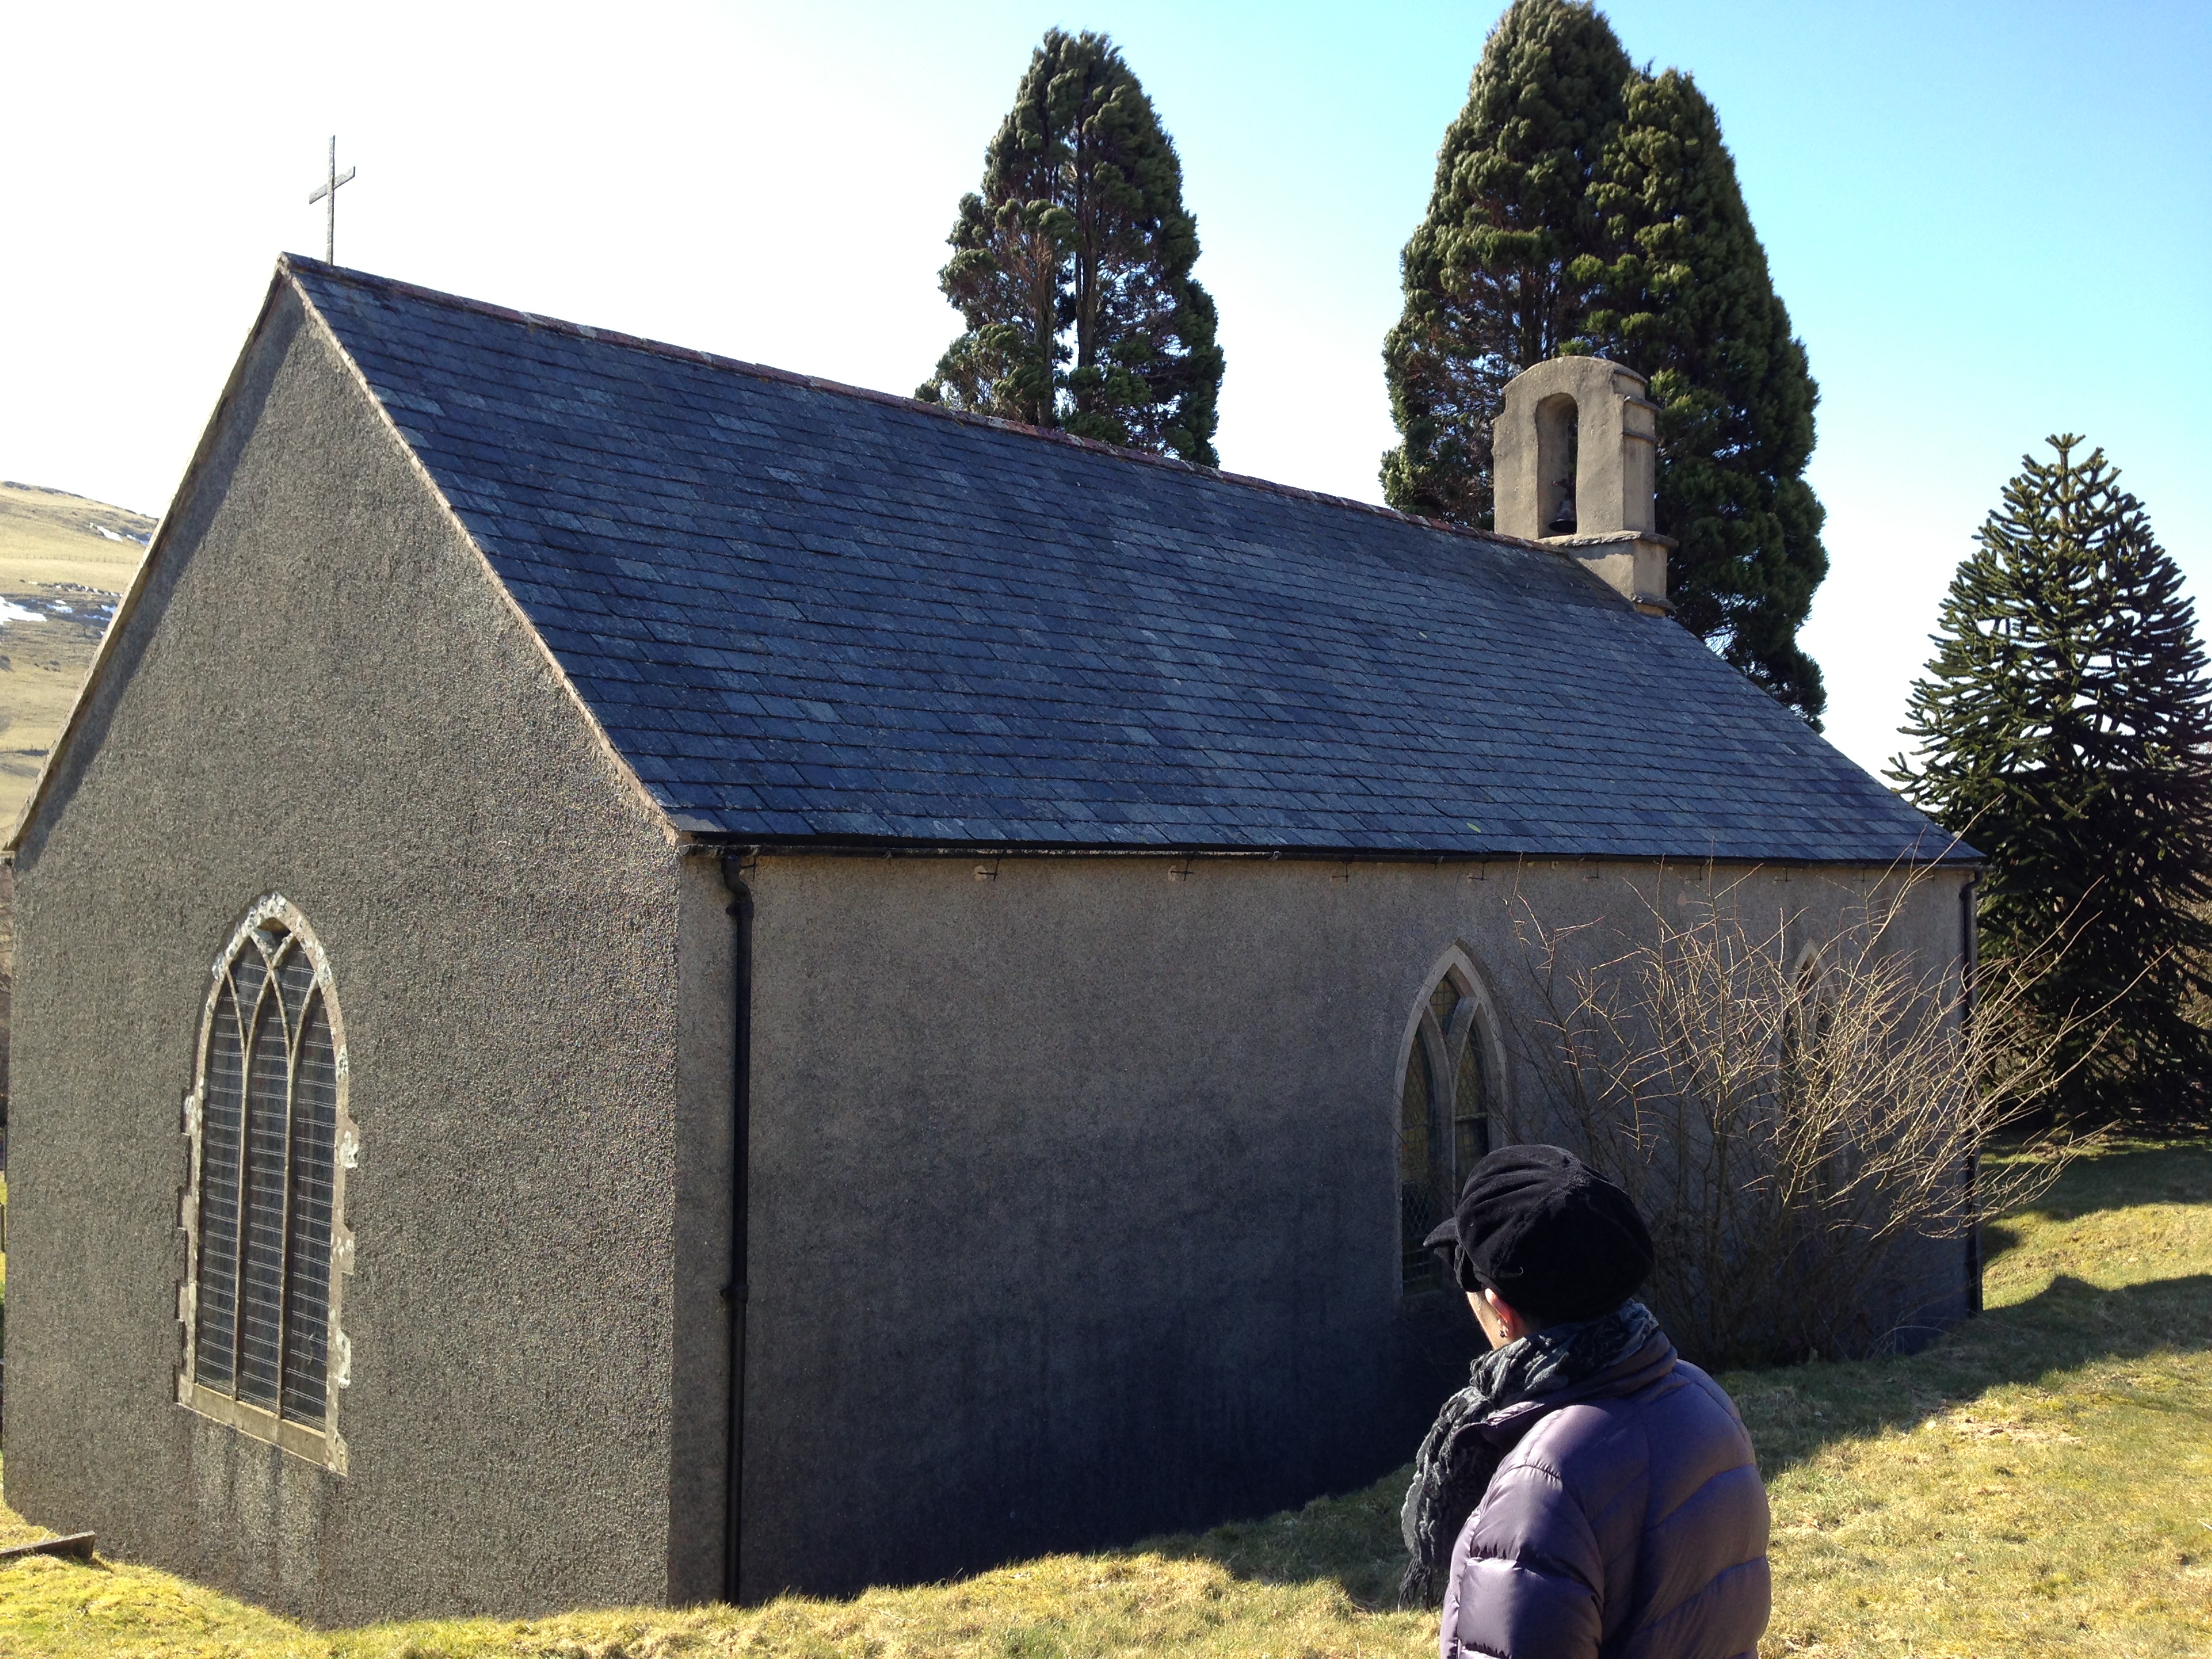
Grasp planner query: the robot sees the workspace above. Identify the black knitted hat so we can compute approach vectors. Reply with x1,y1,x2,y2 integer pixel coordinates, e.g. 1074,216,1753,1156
1421,1143,1654,1322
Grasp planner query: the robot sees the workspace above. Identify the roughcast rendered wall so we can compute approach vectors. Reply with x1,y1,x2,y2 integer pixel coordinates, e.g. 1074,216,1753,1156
735,850,1970,1596
3,290,717,1624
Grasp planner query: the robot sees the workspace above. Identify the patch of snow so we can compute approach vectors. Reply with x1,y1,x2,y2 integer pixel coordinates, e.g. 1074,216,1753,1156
0,600,49,626
89,523,150,545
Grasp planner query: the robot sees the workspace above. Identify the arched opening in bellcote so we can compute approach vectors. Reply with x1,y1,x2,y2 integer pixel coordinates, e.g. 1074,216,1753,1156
1536,393,1580,536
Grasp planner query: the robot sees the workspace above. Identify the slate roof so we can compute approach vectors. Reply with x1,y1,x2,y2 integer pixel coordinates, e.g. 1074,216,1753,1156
285,258,1961,863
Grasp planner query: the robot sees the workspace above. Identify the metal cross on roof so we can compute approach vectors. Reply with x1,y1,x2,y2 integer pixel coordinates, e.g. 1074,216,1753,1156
308,137,356,264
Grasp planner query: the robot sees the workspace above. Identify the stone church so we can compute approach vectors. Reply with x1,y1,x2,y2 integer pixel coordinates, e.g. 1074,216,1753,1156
3,257,1971,1624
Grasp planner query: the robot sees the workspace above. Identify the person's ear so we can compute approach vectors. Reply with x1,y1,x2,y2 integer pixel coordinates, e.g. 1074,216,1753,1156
1483,1288,1525,1340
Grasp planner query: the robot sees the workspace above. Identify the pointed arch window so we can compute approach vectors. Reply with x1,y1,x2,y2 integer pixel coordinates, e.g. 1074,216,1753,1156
1399,967,1496,1294
178,896,356,1472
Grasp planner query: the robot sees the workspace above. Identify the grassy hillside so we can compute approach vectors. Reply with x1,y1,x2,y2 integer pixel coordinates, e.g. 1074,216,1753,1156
0,1139,2205,1657
0,480,150,834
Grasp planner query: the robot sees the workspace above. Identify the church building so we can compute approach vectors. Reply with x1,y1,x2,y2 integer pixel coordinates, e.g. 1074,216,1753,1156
3,258,1971,1624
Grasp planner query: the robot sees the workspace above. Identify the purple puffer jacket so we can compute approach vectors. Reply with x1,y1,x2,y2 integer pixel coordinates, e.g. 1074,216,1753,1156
1440,1330,1769,1659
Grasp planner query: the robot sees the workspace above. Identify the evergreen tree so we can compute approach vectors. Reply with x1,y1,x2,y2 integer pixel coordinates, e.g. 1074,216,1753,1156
1380,2,1829,722
1379,0,1631,527
918,30,1222,466
1891,438,2212,1124
1584,70,1826,717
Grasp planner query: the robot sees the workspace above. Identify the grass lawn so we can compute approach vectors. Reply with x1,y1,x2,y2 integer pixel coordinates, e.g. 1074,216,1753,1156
1,1140,2205,1658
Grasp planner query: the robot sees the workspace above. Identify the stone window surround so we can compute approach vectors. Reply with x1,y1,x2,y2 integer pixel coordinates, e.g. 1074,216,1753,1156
1396,944,1511,1298
175,894,357,1474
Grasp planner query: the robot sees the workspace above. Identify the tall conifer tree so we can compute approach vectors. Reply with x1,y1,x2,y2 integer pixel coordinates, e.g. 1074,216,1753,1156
919,30,1222,466
1892,438,2212,1123
1586,70,1826,715
1381,1,1829,721
1379,0,1631,527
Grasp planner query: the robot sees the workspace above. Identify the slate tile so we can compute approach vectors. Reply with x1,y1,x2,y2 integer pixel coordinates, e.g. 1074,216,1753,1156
295,262,1970,867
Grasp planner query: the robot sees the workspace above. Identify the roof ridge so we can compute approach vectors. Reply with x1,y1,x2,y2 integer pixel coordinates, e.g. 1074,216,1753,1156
278,253,1542,554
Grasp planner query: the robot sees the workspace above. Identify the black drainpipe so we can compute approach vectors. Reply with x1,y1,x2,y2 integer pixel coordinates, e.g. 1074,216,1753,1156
1960,872,1982,1317
720,853,754,1603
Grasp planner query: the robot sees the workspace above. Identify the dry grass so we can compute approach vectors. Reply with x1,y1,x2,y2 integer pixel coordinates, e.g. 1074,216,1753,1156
0,1141,2205,1658
1738,1139,2212,1656
0,1530,1434,1659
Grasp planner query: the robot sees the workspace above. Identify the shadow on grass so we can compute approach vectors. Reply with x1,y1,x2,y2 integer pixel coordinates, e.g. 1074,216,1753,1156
1148,1470,1416,1612
1982,1139,2212,1272
1151,1266,2212,1607
1726,1267,2212,1482
909,1145,2212,1612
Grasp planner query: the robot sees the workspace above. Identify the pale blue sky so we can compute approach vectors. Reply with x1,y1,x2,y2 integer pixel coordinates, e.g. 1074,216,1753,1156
3,1,2205,775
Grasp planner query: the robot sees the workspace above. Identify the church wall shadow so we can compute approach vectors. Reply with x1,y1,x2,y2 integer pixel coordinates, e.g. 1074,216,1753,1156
1151,1265,2212,1607
1979,1140,2212,1276
1738,1268,2212,1483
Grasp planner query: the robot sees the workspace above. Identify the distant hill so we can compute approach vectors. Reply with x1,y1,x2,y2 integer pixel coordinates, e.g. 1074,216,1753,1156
0,480,148,1135
0,480,150,834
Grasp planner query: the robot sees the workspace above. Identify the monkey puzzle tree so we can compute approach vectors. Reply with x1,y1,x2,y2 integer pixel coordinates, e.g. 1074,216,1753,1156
1382,1,1830,722
1892,438,2212,1124
918,29,1222,466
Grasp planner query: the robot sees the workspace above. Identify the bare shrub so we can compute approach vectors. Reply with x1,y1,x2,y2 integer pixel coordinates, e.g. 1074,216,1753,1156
1503,861,2087,1368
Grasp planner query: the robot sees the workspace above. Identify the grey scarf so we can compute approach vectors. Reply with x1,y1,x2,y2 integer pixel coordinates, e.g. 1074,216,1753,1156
1397,1299,1661,1610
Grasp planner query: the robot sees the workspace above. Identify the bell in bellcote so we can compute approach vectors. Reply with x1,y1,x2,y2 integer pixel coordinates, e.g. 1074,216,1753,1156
1547,480,1578,537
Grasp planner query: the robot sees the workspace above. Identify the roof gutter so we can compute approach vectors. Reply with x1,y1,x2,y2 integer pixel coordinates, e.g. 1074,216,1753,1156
672,836,1983,869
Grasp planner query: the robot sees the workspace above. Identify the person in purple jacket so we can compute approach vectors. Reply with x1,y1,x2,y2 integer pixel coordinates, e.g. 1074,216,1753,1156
1401,1145,1771,1659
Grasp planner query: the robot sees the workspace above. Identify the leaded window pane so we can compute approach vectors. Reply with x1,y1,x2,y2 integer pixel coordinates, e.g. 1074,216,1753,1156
282,996,338,1425
237,971,292,1410
1453,1042,1489,1185
194,984,246,1390
186,906,350,1452
1399,1041,1439,1292
1428,979,1461,1038
274,934,314,1030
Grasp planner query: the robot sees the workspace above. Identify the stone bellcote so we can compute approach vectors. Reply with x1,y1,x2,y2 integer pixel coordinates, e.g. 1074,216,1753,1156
1494,356,1674,615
